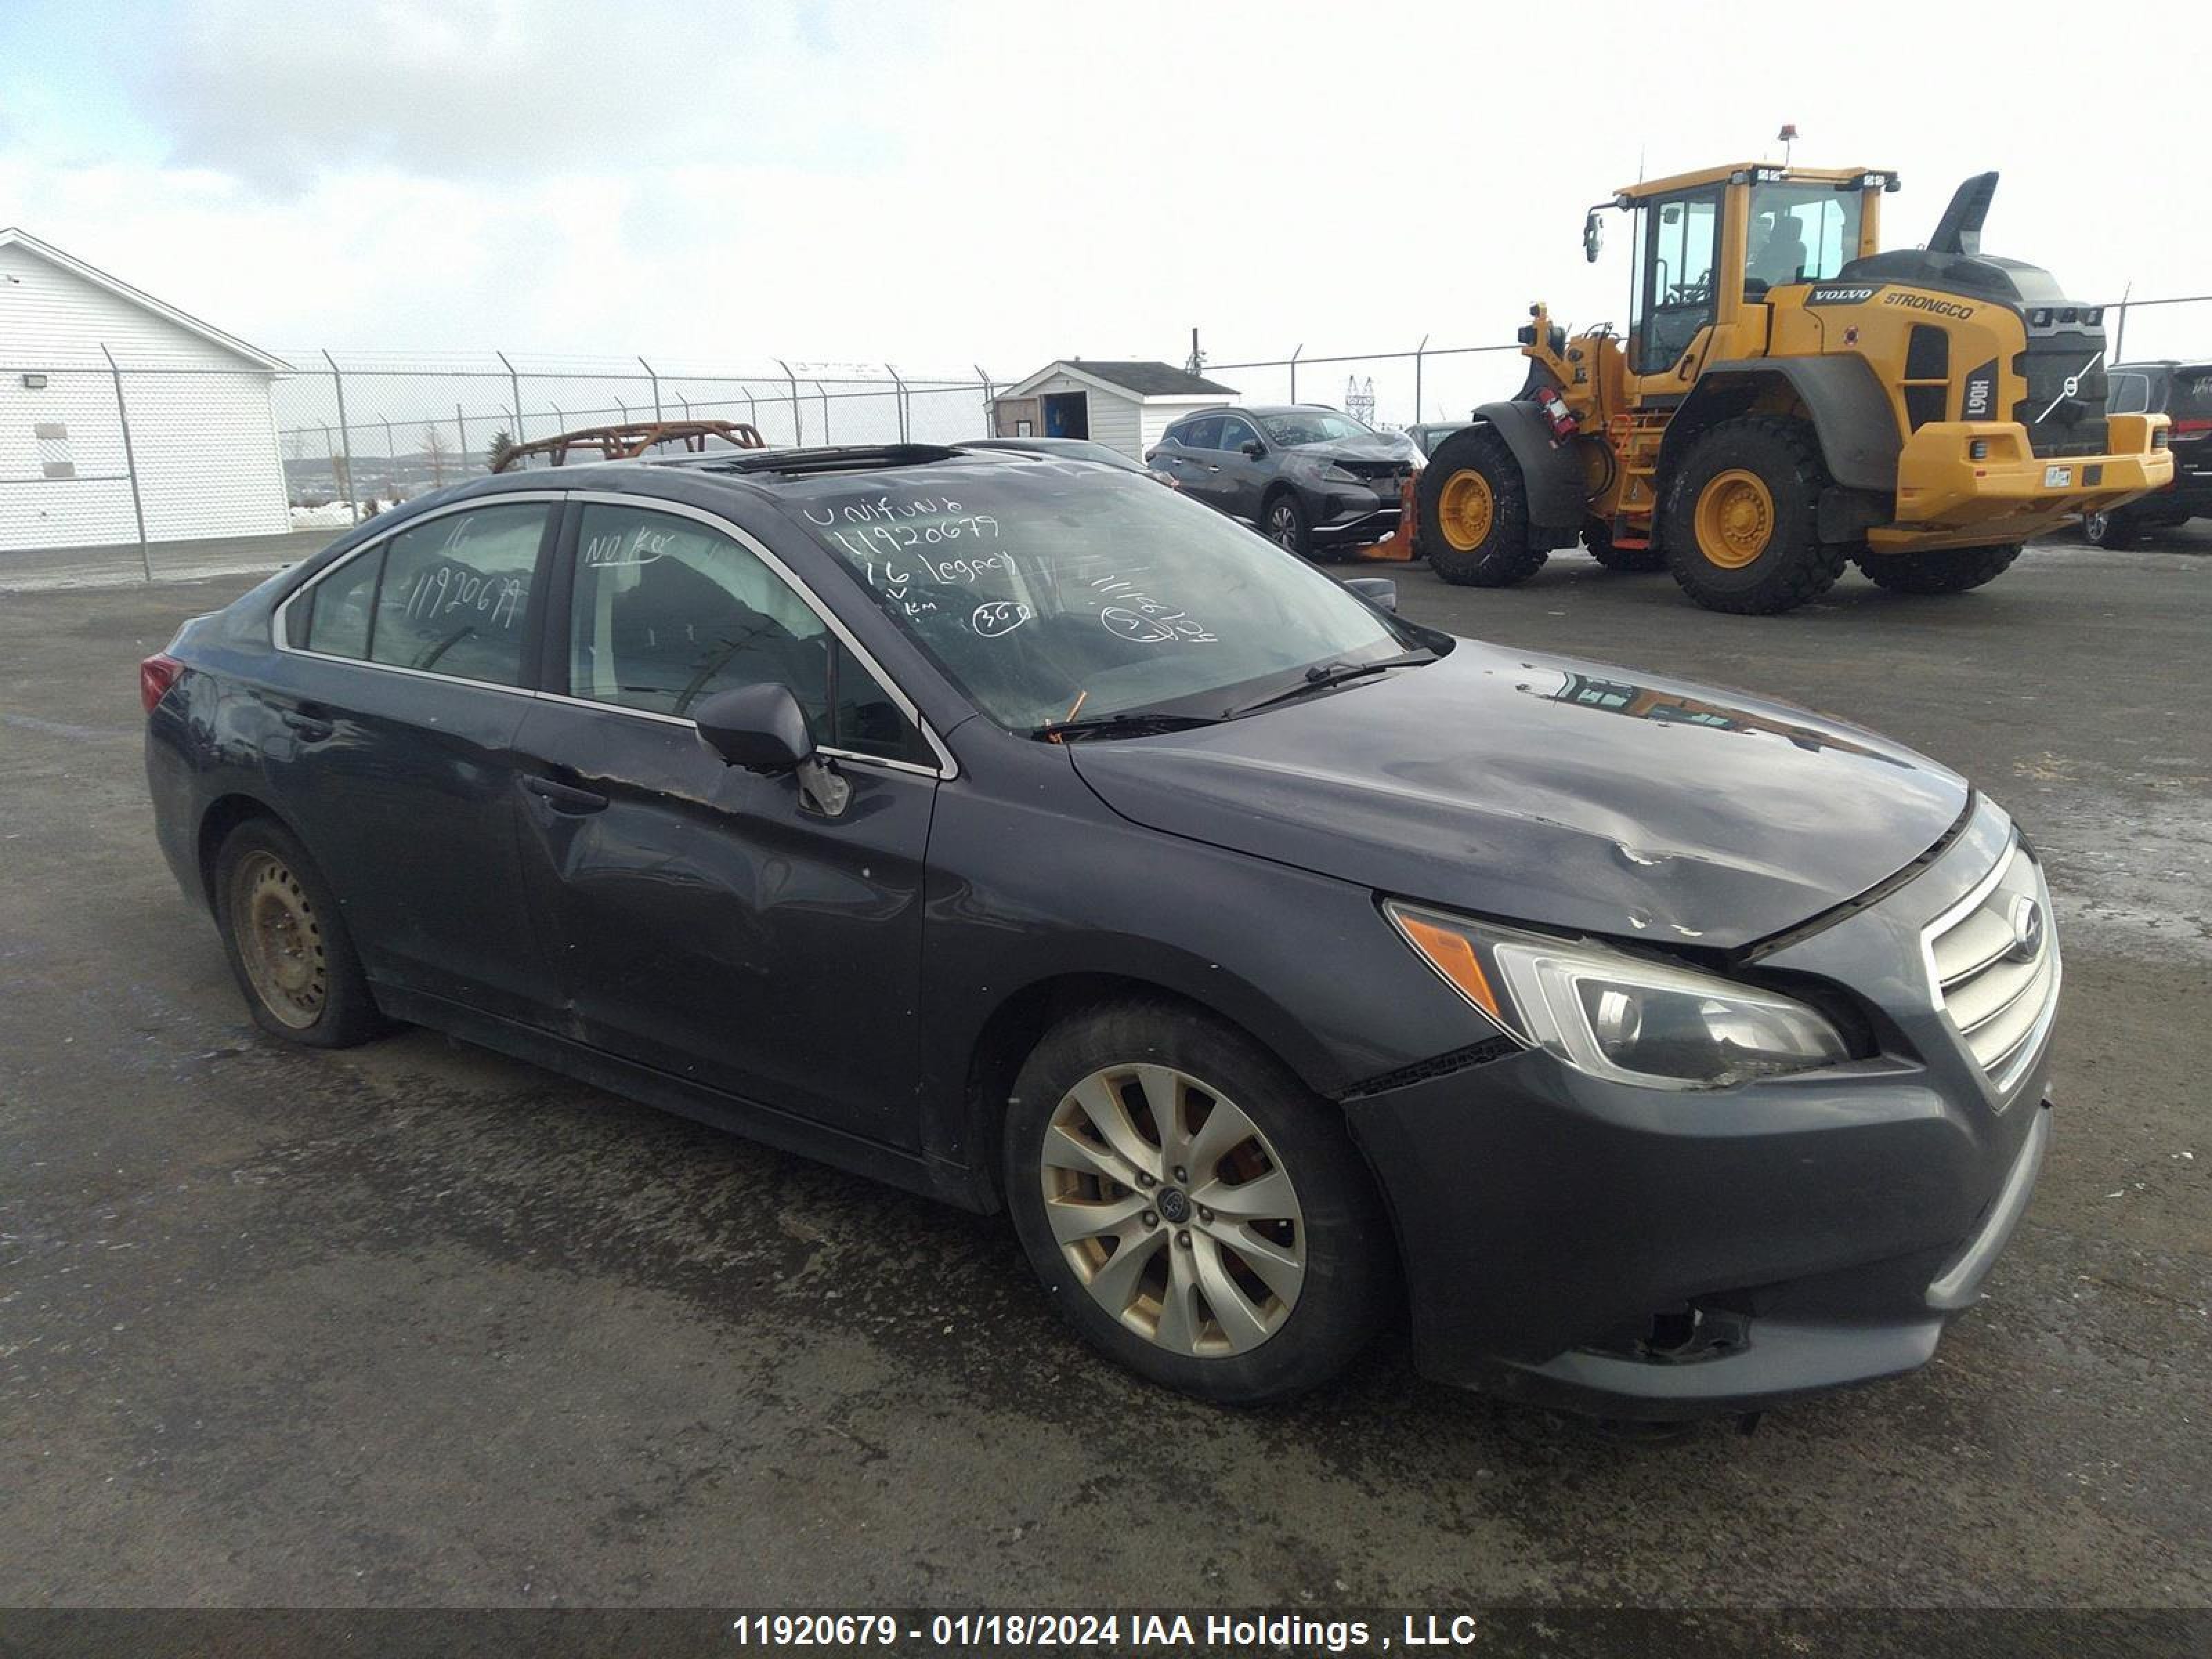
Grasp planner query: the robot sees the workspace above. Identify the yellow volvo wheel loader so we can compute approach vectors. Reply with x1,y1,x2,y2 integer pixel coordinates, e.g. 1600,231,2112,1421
1416,165,2175,612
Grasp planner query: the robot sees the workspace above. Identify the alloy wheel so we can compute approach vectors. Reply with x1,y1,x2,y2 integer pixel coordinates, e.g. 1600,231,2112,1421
229,849,328,1029
1039,1063,1305,1356
1268,503,1300,549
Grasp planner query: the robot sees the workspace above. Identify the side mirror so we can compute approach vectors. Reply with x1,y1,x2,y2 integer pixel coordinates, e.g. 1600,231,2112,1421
1583,209,1604,263
693,682,851,816
1343,577,1398,613
1241,439,1265,459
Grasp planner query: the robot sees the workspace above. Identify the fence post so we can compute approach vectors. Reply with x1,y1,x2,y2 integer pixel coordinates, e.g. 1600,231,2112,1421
2112,282,2131,364
456,404,469,473
321,350,358,525
1414,334,1429,425
382,416,395,498
678,392,691,420
98,344,153,583
777,359,803,444
885,364,908,443
639,356,662,422
744,390,758,431
1289,343,1304,404
814,382,830,444
496,351,525,440
975,365,994,437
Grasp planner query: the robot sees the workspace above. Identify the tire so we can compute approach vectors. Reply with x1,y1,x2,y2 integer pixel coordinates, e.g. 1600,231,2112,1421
2082,507,2139,549
1002,997,1394,1405
212,817,385,1048
1855,543,2023,594
1416,425,1548,588
1261,490,1314,559
1582,518,1666,572
1661,415,1848,615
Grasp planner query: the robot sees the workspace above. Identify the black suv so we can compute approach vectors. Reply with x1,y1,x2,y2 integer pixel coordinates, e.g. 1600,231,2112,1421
2087,361,2212,545
1148,405,1419,559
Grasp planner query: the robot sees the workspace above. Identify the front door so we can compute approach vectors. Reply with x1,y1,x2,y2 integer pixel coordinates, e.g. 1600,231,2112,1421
1632,187,1723,388
509,498,941,1147
1209,413,1271,521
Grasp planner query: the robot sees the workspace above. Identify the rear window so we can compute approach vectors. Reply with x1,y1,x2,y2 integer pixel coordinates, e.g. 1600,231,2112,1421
2171,367,2212,418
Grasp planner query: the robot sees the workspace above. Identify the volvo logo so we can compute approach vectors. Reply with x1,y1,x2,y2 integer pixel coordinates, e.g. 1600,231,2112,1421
2004,895,2045,963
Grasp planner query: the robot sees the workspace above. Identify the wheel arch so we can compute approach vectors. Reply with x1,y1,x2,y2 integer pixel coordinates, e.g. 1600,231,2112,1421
1661,358,1901,497
1470,400,1584,529
195,791,303,909
953,968,1342,1213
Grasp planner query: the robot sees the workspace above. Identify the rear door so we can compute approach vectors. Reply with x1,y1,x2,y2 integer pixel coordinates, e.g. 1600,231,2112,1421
509,494,943,1147
266,495,561,1022
1152,416,1218,498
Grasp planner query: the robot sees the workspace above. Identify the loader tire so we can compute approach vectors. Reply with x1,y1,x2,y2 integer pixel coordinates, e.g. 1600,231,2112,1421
1583,519,1666,572
1662,416,1847,615
1418,425,1547,588
1855,543,2022,594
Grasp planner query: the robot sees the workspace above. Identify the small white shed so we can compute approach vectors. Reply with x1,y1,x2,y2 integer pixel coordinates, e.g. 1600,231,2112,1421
0,226,292,553
991,360,1237,460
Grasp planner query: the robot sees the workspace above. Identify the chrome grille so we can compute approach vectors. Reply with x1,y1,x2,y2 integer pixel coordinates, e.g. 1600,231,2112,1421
1922,838,2061,1103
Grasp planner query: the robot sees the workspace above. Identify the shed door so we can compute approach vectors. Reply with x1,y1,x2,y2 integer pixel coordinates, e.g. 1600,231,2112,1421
1042,391,1089,439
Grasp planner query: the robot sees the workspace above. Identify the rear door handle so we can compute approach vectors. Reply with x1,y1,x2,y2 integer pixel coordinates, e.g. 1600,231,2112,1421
523,775,610,814
280,707,334,742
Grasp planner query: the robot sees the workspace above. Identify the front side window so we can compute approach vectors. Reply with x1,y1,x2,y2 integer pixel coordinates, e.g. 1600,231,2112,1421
369,505,547,685
2108,372,2151,415
1255,409,1369,447
789,465,1414,733
1635,189,1721,372
1216,415,1261,453
566,503,930,765
1745,183,1863,290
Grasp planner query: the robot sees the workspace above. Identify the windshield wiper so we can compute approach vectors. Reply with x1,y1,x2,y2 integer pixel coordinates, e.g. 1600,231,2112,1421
1225,650,1436,718
1032,711,1222,744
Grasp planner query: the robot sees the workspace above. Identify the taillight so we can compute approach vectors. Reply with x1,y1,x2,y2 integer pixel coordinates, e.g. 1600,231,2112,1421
140,653,185,715
2171,418,2212,441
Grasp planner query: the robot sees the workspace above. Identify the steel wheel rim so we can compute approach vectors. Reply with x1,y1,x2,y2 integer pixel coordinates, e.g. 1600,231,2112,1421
1268,503,1300,547
1438,469,1494,551
1040,1063,1306,1357
231,850,327,1029
1694,469,1774,568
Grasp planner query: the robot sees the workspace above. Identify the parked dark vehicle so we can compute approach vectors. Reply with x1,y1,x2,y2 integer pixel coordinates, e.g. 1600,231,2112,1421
1407,421,1470,459
1147,405,1420,560
144,446,2056,1421
2087,362,2212,546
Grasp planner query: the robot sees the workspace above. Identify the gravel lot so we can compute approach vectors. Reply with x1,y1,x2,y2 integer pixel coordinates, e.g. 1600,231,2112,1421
2,525,2207,1613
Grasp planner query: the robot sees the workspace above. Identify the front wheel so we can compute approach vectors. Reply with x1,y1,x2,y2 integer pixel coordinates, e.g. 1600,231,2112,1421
1416,425,1547,587
2082,507,2138,549
1003,1000,1393,1404
1855,543,2022,594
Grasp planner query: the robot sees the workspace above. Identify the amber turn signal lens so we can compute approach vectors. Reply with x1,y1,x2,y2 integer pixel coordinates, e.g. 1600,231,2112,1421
1394,911,1504,1020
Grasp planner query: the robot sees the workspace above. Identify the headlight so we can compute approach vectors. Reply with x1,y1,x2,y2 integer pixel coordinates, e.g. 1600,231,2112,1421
1321,462,1360,484
1384,901,1851,1090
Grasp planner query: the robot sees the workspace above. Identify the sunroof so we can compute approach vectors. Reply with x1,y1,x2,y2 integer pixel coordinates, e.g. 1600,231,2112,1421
689,444,970,478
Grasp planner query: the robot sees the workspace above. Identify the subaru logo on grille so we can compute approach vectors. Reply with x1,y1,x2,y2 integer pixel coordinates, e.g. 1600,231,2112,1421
2005,895,2045,963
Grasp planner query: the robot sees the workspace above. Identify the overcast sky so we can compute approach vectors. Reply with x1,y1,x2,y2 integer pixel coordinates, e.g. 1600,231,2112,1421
4,0,2209,418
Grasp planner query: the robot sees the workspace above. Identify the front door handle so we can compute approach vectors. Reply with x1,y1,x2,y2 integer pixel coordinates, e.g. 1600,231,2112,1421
523,775,610,814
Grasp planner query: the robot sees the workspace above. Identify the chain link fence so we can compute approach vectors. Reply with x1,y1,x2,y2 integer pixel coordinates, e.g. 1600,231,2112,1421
5,291,2207,585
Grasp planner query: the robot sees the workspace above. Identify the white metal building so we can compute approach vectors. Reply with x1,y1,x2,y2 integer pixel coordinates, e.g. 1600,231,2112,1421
991,360,1237,459
0,227,292,553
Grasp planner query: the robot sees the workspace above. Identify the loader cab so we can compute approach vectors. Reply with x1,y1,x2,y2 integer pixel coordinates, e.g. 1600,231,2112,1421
1618,164,1890,391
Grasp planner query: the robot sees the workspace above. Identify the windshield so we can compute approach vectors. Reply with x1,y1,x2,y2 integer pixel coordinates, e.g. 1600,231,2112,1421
1255,409,1373,447
787,461,1411,731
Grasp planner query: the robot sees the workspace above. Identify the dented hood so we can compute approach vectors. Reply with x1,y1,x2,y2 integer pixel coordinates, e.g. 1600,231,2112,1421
1068,641,1969,950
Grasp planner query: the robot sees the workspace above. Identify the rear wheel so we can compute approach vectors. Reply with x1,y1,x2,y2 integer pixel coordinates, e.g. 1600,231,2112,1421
1583,518,1666,572
1262,490,1314,559
1417,426,1547,588
1003,998,1393,1404
2082,507,2139,549
1662,416,1846,615
213,818,384,1048
1855,543,2022,594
